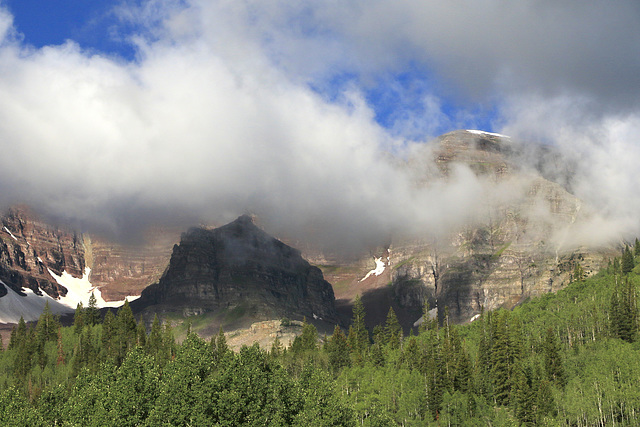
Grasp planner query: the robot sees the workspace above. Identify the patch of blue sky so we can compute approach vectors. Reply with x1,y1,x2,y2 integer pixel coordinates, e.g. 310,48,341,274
309,62,501,141
4,0,138,60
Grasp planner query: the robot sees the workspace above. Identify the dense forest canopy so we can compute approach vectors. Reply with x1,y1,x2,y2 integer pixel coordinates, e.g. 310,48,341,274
1,246,640,426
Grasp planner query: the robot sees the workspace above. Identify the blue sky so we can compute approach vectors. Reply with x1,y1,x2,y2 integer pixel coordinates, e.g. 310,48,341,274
5,1,128,54
3,0,497,137
0,0,639,244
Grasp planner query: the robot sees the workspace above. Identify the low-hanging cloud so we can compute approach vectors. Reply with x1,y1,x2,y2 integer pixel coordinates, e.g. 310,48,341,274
0,3,493,252
0,0,639,252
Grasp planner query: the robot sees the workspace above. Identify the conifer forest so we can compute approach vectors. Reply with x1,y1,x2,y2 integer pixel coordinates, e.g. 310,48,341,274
2,247,640,426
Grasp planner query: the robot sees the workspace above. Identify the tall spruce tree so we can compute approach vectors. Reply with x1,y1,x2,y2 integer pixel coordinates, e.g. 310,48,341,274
384,307,402,349
543,327,565,387
622,245,635,275
326,325,350,373
348,295,369,363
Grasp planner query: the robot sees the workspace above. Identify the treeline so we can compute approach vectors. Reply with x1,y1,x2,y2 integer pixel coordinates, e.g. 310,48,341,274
0,244,639,425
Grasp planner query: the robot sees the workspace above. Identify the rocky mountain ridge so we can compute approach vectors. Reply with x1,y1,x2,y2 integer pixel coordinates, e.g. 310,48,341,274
307,130,618,326
131,215,339,332
0,130,620,334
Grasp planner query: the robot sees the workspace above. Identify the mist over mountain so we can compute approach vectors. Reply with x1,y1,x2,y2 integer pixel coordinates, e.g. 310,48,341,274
0,2,639,256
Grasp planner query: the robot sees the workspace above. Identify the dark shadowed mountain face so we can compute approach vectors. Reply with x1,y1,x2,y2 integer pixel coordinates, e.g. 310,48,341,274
132,215,339,328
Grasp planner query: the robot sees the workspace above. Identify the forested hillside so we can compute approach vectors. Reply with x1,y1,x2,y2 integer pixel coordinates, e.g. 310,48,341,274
1,245,640,426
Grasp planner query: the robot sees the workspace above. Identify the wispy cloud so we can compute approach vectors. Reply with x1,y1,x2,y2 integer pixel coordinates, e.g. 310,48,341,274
0,1,638,250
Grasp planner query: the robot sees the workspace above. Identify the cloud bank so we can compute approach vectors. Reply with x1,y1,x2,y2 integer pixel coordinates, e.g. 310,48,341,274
0,1,639,251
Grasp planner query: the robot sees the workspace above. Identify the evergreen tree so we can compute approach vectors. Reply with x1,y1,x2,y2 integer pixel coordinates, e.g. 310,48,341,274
73,302,84,334
513,363,536,425
101,309,116,359
348,295,369,363
85,292,100,326
299,318,319,351
9,316,27,350
490,311,513,405
326,325,350,373
115,300,138,364
622,245,635,275
384,307,402,349
147,314,163,361
543,327,565,387
635,238,640,258
270,335,283,358
213,326,228,363
137,316,147,347
610,278,638,342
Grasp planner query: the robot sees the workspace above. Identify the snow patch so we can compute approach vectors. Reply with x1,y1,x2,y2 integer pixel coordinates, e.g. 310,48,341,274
48,267,139,309
360,256,386,282
466,129,510,139
3,226,17,241
0,280,73,323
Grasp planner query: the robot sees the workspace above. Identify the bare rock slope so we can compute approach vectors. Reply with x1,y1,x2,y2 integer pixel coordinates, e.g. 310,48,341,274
131,215,340,330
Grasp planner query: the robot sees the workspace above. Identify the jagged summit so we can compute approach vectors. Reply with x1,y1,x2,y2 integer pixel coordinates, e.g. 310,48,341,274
132,216,339,329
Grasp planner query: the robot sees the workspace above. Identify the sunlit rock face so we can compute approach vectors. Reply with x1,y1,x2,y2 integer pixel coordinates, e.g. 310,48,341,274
0,206,178,321
132,215,339,327
0,205,83,299
311,130,618,326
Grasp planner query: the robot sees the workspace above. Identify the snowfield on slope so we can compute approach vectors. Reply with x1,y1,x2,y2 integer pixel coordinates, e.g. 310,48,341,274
0,280,72,323
360,257,386,282
48,267,140,309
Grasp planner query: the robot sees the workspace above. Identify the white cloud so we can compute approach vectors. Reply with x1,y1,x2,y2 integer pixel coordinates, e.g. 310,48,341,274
0,0,639,251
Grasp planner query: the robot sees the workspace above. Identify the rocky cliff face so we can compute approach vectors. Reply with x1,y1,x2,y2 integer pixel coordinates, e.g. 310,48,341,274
0,206,83,298
84,228,178,301
132,215,339,329
311,130,618,327
0,206,178,321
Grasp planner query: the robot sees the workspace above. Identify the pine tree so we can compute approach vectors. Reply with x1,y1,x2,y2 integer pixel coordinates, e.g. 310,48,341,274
490,311,513,405
348,295,369,363
147,314,163,360
214,326,228,363
73,302,84,335
299,318,319,351
101,309,116,359
115,300,138,363
611,279,638,343
270,336,283,358
384,307,402,349
635,238,640,258
326,325,350,373
513,363,536,425
137,316,147,347
543,327,565,387
622,245,635,275
85,292,100,326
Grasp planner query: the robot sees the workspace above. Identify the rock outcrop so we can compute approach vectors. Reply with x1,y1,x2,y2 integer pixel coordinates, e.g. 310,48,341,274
132,215,339,328
311,130,618,327
0,205,83,298
0,206,179,321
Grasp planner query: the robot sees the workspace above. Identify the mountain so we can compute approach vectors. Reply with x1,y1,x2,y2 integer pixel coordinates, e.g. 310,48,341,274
0,130,621,334
308,130,618,327
131,215,340,332
0,206,178,322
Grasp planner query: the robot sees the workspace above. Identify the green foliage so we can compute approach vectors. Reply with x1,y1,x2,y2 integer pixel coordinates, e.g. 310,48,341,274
2,260,640,425
623,245,635,275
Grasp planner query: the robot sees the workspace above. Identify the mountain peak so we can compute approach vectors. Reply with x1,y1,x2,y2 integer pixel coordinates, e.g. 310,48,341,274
133,216,339,330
